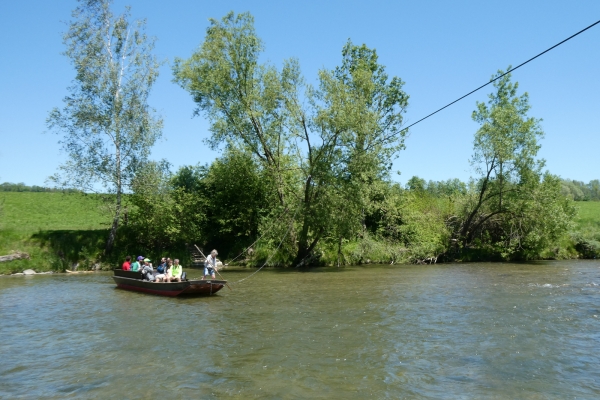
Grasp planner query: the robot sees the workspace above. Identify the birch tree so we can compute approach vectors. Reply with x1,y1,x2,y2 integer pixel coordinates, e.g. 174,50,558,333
47,0,162,252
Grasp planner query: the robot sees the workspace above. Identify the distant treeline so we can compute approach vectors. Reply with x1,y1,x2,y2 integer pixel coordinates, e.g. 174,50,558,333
560,179,600,201
407,177,600,202
4,179,597,200
404,177,467,196
0,182,80,193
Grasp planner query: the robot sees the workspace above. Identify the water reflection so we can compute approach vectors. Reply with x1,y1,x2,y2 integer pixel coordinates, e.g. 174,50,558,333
0,261,599,398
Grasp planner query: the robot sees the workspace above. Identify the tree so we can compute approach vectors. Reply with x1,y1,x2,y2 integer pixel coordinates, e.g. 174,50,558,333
170,149,272,257
128,161,177,252
47,0,162,253
456,68,574,258
173,12,409,265
406,176,426,191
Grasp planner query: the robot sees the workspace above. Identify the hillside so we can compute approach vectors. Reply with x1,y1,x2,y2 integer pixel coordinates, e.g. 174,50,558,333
1,192,108,232
574,201,600,230
0,192,109,274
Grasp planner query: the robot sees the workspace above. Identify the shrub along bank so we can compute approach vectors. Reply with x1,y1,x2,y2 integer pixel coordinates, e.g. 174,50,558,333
1,185,598,274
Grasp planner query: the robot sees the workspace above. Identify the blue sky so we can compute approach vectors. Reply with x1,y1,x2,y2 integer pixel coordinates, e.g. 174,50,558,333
1,0,599,187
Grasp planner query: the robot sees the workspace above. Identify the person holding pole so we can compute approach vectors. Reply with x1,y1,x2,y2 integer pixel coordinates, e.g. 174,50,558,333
203,249,218,280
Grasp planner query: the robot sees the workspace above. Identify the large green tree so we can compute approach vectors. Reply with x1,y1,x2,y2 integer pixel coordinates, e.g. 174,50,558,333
47,0,162,252
173,12,409,265
170,149,272,256
456,69,574,258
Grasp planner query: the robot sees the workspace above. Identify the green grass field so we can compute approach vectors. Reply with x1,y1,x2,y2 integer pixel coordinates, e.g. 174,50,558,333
568,201,600,258
0,192,110,274
573,201,600,229
1,192,109,232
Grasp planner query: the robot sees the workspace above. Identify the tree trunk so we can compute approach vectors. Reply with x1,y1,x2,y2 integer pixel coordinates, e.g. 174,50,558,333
295,210,311,266
460,159,495,246
106,190,121,254
106,133,122,254
293,227,323,267
337,235,342,268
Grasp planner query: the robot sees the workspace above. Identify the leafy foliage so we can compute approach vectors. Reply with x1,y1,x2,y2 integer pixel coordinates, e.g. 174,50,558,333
173,149,272,256
452,70,575,259
47,0,163,252
174,12,409,265
560,179,600,201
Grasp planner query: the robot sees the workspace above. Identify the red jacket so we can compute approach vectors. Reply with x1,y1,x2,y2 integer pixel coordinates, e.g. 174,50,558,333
122,261,131,271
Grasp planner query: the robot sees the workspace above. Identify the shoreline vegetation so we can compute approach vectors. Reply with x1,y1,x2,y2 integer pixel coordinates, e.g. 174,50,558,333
4,7,599,275
1,190,598,275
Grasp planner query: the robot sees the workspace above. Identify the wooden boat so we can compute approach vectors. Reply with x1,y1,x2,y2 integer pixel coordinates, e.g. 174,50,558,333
112,269,226,297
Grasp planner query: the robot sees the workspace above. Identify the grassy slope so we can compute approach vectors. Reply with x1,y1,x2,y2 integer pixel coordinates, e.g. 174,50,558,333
567,201,600,258
574,201,600,230
1,192,108,232
0,192,109,274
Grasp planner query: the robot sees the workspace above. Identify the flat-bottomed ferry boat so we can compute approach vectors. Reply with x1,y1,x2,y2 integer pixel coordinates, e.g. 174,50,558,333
113,269,226,296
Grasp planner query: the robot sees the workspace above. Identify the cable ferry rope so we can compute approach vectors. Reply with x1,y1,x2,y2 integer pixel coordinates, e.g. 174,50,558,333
403,18,600,131
225,204,293,265
231,198,304,285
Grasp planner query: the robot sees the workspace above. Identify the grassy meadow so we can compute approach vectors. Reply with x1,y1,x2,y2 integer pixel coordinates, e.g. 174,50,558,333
1,192,599,274
569,201,600,258
574,201,600,230
0,192,110,274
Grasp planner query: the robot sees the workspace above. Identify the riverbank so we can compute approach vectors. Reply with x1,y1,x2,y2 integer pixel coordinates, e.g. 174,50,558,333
1,192,600,274
0,267,107,277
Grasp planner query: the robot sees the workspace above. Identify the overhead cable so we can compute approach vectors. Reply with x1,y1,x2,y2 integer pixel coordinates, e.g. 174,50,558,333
403,18,600,131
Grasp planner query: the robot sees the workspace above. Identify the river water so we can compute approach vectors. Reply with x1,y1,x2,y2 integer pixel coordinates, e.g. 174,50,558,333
1,261,599,399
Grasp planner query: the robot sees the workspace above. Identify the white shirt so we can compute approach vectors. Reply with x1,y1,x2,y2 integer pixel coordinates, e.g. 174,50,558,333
205,255,217,268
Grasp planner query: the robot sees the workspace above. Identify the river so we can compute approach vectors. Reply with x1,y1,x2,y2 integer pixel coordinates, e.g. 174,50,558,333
1,260,599,398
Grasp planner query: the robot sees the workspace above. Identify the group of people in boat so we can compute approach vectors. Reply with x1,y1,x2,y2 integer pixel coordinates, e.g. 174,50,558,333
121,256,183,282
120,249,220,282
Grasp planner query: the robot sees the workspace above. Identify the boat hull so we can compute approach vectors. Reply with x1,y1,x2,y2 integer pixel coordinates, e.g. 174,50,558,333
113,270,226,297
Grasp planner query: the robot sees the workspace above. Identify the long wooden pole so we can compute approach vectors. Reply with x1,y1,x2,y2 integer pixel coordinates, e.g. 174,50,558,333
195,244,232,291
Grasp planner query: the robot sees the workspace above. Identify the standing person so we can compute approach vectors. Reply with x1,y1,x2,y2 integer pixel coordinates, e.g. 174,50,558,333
131,256,143,272
122,256,131,271
166,259,182,282
203,250,218,280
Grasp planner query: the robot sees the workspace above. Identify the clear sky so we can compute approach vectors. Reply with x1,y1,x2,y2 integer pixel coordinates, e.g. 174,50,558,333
1,0,599,187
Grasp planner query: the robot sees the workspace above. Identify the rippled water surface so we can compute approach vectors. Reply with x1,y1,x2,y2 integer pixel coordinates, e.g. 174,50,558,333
1,261,599,398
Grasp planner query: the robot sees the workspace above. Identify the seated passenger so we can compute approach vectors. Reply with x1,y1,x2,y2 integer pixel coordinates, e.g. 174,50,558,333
166,259,182,282
155,257,167,282
140,258,155,281
122,256,131,271
163,259,173,280
131,256,143,272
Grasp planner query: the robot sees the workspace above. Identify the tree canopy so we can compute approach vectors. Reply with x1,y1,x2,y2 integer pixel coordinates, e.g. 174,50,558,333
39,9,585,267
173,11,409,265
47,0,163,252
453,69,574,259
